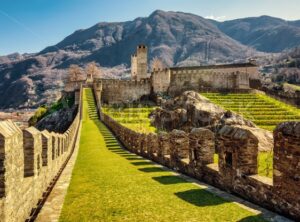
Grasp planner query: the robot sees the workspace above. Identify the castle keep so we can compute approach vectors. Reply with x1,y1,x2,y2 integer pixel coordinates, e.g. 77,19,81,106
90,44,259,104
131,45,148,81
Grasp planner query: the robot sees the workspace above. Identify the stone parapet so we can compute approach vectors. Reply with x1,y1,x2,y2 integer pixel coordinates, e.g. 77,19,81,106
102,111,300,220
0,92,81,221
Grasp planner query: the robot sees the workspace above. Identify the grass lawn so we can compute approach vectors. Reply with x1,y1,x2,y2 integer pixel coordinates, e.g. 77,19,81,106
59,88,265,222
102,106,157,133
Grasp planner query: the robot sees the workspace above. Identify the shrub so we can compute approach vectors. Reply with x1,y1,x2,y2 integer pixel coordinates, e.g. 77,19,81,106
28,107,48,126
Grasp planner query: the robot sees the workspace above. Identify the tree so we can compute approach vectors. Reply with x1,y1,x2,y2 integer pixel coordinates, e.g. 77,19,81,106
150,57,165,71
68,65,84,82
86,62,102,80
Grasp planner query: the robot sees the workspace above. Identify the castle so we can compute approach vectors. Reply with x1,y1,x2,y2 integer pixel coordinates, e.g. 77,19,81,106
83,44,259,104
0,45,299,221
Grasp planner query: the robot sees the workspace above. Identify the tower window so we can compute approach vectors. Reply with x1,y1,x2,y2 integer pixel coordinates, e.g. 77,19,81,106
225,151,233,167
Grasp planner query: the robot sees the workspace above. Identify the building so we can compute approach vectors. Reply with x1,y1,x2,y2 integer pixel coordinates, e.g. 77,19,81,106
67,44,259,104
131,45,148,81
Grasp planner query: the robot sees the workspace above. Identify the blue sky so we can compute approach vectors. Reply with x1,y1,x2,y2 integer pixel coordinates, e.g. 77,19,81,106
1,0,300,55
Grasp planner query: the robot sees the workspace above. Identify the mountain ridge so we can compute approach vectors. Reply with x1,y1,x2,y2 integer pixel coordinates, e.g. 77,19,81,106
1,10,300,109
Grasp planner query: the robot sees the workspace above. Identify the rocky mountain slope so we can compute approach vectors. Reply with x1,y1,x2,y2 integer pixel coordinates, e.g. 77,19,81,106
215,16,300,52
0,10,254,109
1,10,300,109
41,10,252,67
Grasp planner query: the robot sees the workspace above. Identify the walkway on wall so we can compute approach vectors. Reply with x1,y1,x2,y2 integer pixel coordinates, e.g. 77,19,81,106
58,88,267,221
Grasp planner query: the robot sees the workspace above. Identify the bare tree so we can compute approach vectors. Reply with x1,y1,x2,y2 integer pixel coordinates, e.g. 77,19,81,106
150,57,165,71
86,62,102,80
68,64,84,82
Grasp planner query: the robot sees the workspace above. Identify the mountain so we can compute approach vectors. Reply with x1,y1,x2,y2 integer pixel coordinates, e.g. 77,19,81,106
5,11,300,109
0,10,255,109
41,10,252,67
215,16,300,52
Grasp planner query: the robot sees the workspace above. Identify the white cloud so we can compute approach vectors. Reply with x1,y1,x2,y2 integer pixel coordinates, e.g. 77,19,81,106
205,15,227,21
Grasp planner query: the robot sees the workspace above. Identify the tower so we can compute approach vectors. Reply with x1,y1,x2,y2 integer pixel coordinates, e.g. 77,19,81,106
131,45,148,81
131,54,138,80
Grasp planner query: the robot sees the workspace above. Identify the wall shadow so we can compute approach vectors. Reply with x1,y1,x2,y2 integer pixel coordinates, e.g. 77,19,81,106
237,214,265,222
152,175,189,185
126,157,143,161
138,167,166,173
175,189,227,207
131,161,153,166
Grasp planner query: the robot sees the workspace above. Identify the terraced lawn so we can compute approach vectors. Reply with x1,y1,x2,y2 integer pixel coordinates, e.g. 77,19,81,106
102,106,157,133
59,88,265,222
201,93,300,132
201,92,300,178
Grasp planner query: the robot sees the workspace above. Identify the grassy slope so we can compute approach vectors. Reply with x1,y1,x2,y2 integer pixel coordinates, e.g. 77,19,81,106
59,88,265,222
284,83,300,91
201,93,300,131
201,93,300,178
102,107,157,133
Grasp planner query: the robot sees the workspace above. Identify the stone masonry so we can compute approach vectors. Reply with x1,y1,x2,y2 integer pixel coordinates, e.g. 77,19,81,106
101,109,300,221
67,44,259,105
0,88,81,222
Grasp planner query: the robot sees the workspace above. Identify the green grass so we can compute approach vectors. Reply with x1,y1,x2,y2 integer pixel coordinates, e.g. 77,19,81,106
284,83,300,91
59,88,265,222
102,106,157,134
201,93,300,132
258,152,273,178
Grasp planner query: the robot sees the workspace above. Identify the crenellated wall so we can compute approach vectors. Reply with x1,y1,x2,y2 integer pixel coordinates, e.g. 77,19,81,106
168,65,256,96
0,88,82,222
102,112,300,220
151,68,171,93
95,79,151,105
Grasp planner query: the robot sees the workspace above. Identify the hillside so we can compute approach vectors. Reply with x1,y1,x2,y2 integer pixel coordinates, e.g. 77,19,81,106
41,10,252,67
0,10,255,109
3,11,300,109
215,16,300,52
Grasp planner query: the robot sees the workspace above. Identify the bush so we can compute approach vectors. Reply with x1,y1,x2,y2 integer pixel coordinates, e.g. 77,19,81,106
29,107,48,126
29,95,75,126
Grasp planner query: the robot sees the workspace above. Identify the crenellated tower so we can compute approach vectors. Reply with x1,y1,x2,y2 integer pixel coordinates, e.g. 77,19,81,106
131,45,148,81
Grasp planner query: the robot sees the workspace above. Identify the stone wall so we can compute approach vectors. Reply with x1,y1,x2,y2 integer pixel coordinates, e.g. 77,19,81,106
0,89,82,221
131,45,148,81
102,112,300,220
96,79,151,104
168,64,257,96
151,68,171,93
149,64,258,96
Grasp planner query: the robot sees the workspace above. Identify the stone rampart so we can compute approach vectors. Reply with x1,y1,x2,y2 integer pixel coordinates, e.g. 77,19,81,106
102,112,300,220
0,88,82,222
95,79,151,104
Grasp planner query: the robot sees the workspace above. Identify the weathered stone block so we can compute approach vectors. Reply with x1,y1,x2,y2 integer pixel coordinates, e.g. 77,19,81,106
274,122,300,200
217,125,258,181
170,129,189,162
158,132,170,157
23,127,42,177
189,128,215,166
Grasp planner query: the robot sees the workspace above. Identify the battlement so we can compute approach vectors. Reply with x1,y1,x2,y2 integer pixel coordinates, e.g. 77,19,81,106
0,88,82,221
152,68,169,73
138,44,147,49
102,112,300,220
131,44,148,81
99,78,151,87
94,79,151,104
